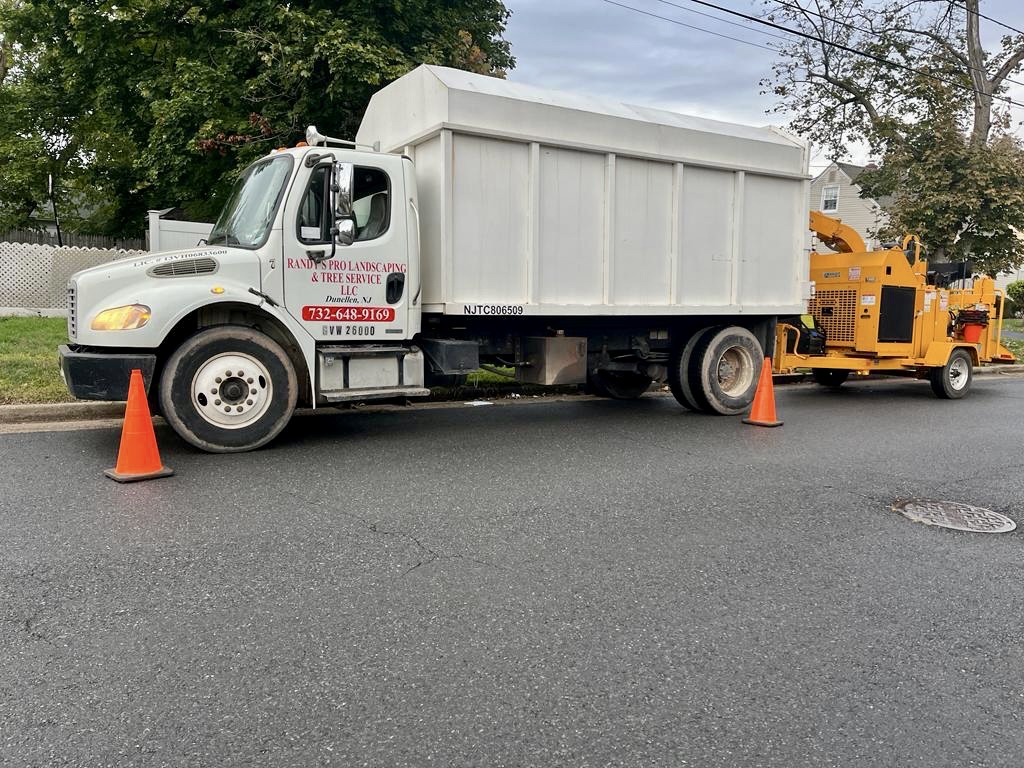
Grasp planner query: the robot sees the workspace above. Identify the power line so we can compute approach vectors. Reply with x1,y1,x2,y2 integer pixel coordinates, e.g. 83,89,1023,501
650,0,796,44
600,0,779,53
653,0,1024,110
954,0,1024,39
767,0,1024,90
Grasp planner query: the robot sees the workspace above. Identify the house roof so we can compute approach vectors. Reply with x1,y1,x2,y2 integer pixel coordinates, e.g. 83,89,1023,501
813,161,892,210
836,161,867,182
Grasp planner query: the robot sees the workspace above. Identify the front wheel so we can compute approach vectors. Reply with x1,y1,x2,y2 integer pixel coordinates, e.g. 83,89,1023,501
159,326,298,452
929,349,973,399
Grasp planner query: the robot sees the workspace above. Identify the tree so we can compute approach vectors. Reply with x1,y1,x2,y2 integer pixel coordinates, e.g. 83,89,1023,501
0,1,514,236
1007,279,1024,309
763,0,1024,275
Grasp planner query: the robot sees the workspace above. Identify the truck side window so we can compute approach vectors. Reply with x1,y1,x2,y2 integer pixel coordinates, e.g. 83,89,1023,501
296,164,390,244
297,165,331,244
352,166,390,242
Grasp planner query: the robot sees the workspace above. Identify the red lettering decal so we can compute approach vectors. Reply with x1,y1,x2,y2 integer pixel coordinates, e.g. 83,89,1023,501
301,306,396,322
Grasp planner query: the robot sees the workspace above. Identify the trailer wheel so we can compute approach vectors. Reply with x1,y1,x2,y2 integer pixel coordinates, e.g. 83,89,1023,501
812,369,850,388
159,325,298,453
929,349,973,399
690,326,762,415
588,371,652,400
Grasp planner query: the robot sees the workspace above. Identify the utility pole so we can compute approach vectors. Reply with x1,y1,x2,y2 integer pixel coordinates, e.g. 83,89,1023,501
48,173,63,247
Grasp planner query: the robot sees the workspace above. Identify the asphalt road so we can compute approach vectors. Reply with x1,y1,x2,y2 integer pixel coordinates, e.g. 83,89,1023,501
2,376,1024,767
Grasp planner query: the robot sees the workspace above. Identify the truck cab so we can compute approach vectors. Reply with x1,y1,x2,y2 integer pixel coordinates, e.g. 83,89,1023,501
62,138,430,452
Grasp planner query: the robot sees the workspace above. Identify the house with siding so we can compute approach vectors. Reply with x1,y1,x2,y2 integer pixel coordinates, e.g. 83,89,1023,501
808,162,890,250
995,266,1023,294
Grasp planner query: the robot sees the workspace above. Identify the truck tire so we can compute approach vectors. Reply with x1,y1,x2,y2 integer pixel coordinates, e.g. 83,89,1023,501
159,326,298,453
929,348,973,399
588,370,652,400
812,369,850,388
690,326,763,415
668,327,719,410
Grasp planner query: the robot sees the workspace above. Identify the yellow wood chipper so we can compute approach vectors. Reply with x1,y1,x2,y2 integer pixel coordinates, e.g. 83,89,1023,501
774,211,1017,398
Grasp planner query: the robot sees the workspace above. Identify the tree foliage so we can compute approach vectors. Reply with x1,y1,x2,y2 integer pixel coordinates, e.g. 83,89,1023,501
1007,279,1024,308
0,0,514,236
763,0,1024,275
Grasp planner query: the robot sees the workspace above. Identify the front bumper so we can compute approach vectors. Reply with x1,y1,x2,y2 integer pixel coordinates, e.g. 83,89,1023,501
59,345,157,401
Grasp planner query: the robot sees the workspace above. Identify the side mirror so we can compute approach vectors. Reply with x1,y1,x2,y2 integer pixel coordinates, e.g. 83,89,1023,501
328,161,355,249
333,161,353,218
335,218,355,247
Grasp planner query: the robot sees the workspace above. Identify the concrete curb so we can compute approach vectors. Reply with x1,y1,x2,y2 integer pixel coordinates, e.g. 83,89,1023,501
974,364,1024,376
2,365,1022,426
0,401,125,424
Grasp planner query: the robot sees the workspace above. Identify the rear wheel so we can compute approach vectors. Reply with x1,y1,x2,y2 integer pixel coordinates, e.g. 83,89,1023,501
159,325,298,452
929,349,973,399
692,326,763,415
812,369,850,388
668,327,718,410
588,370,652,400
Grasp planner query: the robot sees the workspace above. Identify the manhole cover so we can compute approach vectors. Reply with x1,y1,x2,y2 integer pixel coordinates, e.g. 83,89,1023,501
892,500,1016,533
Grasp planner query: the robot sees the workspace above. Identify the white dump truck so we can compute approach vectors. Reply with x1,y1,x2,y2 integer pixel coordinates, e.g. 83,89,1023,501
60,65,811,452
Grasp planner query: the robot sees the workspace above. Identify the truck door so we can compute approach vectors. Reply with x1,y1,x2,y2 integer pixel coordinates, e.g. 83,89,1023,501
282,155,410,342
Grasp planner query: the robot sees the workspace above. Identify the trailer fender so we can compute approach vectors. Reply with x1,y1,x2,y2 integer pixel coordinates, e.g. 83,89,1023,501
922,342,979,368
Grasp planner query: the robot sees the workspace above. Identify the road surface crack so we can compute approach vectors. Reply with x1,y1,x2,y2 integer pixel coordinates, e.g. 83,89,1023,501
300,495,507,577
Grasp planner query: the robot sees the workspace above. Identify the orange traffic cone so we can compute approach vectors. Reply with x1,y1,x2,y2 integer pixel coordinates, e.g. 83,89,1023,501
104,369,174,483
742,357,783,428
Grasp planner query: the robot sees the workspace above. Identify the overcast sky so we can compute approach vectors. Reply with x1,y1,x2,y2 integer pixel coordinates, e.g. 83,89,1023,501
504,0,1024,170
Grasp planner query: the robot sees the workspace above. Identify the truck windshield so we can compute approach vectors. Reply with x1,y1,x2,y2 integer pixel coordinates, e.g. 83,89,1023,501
208,155,294,249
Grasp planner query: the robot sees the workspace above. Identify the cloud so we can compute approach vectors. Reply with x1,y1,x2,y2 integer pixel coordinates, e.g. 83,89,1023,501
505,0,780,125
505,0,1024,151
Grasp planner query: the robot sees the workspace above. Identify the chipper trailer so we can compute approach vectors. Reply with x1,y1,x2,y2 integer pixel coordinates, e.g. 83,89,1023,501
60,65,814,452
774,211,1016,397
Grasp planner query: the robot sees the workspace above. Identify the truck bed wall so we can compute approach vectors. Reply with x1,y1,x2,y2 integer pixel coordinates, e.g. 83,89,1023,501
357,66,811,318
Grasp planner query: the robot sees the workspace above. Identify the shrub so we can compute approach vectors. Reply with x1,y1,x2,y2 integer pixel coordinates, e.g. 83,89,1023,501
1007,280,1024,309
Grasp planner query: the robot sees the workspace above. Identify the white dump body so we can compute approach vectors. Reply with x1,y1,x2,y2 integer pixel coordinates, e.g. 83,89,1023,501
356,65,810,317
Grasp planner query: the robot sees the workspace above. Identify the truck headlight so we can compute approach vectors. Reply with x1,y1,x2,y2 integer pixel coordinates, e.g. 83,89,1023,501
90,304,152,331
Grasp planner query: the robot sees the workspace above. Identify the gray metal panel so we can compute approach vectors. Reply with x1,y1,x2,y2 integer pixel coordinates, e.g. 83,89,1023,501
516,336,587,385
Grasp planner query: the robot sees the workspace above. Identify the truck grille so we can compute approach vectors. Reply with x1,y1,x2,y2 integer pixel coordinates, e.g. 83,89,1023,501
147,257,219,277
67,280,78,339
809,289,857,344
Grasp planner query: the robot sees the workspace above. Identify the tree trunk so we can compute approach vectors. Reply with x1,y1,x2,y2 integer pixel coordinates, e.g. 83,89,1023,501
0,39,11,85
965,0,992,147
